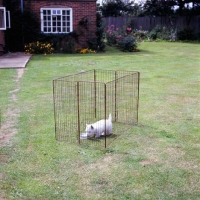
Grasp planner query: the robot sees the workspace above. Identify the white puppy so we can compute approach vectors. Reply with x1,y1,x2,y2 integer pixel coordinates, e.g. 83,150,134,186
85,114,112,138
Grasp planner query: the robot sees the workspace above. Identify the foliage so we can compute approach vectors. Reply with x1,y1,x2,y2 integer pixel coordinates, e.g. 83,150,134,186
78,17,89,29
5,9,40,51
177,28,196,40
39,33,78,53
24,41,54,55
132,28,149,41
141,0,175,17
106,25,139,52
100,0,137,17
140,0,200,17
76,48,96,54
147,25,177,41
106,25,120,46
117,35,138,52
60,40,77,54
87,13,106,52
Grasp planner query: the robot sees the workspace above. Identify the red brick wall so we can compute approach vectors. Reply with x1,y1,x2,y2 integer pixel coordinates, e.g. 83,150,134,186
0,0,4,52
24,0,97,48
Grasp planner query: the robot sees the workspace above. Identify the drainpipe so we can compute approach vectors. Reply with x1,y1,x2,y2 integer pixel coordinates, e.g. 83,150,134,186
20,0,24,51
20,0,24,13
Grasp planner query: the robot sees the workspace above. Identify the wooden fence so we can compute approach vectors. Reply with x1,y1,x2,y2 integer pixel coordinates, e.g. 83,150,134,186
103,16,200,31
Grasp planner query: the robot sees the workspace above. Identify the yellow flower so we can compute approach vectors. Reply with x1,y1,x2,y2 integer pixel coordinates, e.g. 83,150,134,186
80,48,87,53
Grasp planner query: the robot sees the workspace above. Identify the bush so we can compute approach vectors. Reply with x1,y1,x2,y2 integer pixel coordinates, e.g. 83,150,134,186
94,12,106,52
87,38,106,52
133,28,148,41
24,41,54,55
60,39,77,54
147,25,177,41
177,28,195,40
117,35,138,52
106,25,120,46
77,48,96,54
106,25,138,52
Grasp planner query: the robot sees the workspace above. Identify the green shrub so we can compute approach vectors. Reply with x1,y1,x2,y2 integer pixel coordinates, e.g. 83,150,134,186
133,29,148,41
106,25,119,46
60,40,76,54
147,25,176,41
117,35,138,52
106,25,139,52
87,13,106,52
177,28,195,40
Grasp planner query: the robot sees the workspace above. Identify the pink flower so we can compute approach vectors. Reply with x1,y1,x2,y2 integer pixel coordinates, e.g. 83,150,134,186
116,35,122,41
126,28,132,31
110,24,114,28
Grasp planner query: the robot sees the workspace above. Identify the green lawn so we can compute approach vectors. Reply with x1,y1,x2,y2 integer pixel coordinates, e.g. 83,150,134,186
0,41,200,199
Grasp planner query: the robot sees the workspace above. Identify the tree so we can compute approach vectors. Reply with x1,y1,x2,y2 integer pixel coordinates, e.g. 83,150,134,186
100,0,139,17
141,0,175,16
141,0,200,16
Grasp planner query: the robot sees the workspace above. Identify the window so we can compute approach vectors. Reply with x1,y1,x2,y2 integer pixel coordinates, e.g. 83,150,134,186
0,7,10,30
40,8,73,33
0,7,6,30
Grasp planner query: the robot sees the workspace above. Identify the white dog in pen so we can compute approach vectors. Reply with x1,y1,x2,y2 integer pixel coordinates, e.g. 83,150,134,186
85,114,112,138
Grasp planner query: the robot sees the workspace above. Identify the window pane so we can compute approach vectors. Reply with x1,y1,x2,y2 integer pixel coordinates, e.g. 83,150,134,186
57,27,61,32
41,8,71,33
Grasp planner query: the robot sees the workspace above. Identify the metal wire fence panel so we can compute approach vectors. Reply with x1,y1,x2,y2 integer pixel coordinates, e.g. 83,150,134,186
53,80,78,142
53,70,140,148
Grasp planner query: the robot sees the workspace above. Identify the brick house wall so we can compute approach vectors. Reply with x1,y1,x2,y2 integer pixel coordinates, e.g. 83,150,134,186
0,0,4,52
23,0,97,48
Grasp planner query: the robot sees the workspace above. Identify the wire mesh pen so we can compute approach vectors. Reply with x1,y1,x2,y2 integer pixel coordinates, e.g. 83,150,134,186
53,69,140,148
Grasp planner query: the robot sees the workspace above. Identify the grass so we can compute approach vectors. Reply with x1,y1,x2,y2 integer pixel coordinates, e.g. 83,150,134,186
0,41,200,199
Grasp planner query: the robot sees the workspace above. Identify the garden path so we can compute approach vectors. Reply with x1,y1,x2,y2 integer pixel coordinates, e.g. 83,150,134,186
0,52,31,68
0,68,25,146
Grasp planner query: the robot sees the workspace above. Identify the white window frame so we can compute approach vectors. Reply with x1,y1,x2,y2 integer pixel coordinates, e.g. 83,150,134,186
6,11,11,28
0,7,6,30
40,8,73,34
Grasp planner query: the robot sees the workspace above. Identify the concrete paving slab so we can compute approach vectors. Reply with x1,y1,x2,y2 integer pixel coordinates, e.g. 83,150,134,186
0,52,32,69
